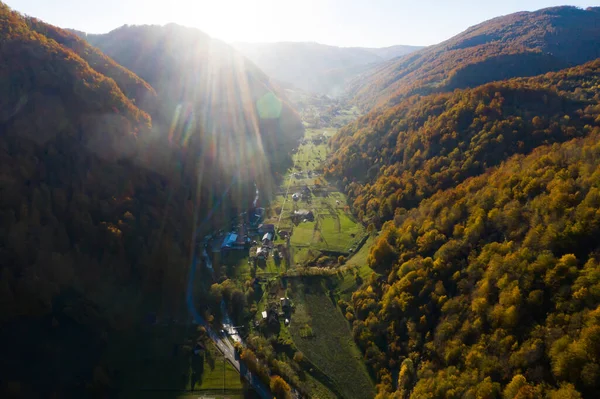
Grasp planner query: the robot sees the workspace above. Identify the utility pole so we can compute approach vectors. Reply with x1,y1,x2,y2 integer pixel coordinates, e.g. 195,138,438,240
223,356,226,394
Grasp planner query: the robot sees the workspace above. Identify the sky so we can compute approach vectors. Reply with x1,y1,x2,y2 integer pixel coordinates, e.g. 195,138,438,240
5,0,597,47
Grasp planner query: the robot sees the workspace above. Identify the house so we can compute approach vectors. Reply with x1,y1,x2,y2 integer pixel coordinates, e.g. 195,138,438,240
221,233,237,248
261,308,279,327
258,224,275,235
262,232,273,244
221,233,245,251
294,209,313,217
256,247,268,260
280,297,292,317
280,297,291,309
293,209,314,222
278,230,290,239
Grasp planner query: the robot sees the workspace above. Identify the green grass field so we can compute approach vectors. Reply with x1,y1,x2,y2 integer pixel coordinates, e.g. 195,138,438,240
337,236,379,300
290,220,316,247
103,326,243,399
318,211,364,252
267,126,366,265
192,344,243,391
230,111,373,398
288,282,375,399
212,251,251,279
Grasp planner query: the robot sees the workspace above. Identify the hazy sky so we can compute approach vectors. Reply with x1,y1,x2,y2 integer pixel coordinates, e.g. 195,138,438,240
5,0,596,47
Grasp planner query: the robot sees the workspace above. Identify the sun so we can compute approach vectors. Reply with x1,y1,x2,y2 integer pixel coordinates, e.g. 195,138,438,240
174,0,311,44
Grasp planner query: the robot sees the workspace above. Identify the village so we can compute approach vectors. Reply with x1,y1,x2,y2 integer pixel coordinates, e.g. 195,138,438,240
188,117,371,397
201,198,310,333
197,128,357,335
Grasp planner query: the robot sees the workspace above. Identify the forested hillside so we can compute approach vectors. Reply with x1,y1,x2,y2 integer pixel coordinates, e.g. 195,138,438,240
346,129,600,398
0,3,197,397
326,56,600,397
327,60,600,227
23,18,157,113
346,6,600,111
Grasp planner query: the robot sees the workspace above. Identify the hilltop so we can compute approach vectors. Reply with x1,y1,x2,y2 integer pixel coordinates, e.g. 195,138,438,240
0,3,151,159
233,41,423,95
346,6,600,110
25,19,157,113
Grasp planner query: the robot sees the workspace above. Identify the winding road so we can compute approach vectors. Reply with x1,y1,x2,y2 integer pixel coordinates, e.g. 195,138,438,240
187,248,272,399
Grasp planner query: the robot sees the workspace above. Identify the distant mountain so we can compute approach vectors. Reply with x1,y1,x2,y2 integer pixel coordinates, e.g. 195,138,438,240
84,25,304,184
360,44,425,60
233,41,423,95
347,6,600,110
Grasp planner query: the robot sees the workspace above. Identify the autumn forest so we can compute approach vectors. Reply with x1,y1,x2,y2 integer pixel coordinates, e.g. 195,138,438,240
1,2,600,399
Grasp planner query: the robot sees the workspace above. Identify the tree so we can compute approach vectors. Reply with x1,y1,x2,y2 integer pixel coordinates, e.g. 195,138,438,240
293,351,304,363
503,375,528,399
270,375,291,399
367,223,376,235
547,384,583,399
397,358,415,398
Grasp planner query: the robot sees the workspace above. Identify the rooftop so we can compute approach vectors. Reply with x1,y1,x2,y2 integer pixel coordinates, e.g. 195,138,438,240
221,233,238,248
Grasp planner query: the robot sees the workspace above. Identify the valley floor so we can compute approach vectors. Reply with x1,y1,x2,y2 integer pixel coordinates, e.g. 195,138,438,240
200,101,377,398
105,101,377,399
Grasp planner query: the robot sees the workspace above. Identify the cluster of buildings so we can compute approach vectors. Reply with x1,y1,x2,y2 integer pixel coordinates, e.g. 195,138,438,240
259,297,293,329
292,185,313,203
253,223,276,261
205,207,267,254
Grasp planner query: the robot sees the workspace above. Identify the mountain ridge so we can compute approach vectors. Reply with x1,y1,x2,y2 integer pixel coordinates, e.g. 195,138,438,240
233,40,424,95
327,58,600,225
346,6,600,111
